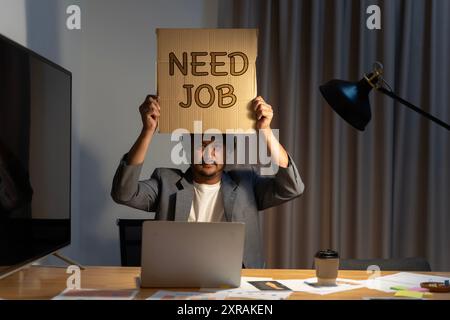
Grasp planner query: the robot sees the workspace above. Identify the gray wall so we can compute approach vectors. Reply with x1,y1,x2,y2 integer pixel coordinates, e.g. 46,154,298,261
0,0,220,265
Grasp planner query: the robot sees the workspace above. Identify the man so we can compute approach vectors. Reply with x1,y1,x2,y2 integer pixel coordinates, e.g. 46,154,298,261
111,95,305,268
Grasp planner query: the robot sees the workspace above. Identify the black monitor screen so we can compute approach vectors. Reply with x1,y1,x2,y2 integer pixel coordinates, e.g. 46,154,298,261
0,34,71,278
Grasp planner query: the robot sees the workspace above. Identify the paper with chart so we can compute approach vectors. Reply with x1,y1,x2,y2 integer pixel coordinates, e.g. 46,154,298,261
147,290,225,300
200,276,274,293
147,290,291,300
277,278,366,295
197,276,292,300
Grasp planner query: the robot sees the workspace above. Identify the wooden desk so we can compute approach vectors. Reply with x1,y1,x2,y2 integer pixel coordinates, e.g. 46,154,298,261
0,266,449,300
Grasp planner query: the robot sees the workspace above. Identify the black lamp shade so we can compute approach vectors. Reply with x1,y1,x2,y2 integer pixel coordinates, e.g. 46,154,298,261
319,77,374,131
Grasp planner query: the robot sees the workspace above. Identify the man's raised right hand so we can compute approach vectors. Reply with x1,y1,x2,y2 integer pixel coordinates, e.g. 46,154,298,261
139,95,160,133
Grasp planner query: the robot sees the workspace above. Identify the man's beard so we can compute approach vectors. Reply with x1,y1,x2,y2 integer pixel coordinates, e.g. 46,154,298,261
195,163,223,177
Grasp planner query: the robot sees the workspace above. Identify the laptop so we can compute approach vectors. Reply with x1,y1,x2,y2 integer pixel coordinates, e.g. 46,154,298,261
140,221,245,288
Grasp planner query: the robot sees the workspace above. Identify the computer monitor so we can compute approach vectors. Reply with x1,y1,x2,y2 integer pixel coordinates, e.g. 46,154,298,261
0,34,71,279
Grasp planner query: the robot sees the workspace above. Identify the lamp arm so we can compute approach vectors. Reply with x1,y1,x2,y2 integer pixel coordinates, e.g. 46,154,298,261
377,87,450,131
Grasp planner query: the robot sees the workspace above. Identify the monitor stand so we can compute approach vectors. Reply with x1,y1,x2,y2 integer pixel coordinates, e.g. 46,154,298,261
52,252,86,270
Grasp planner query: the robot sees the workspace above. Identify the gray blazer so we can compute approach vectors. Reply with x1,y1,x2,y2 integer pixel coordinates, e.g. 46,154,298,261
111,155,305,268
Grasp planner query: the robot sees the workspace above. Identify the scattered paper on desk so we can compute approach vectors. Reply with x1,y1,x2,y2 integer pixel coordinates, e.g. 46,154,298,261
366,272,450,293
362,296,424,300
224,291,291,300
150,277,289,301
147,290,226,300
147,290,290,300
277,278,365,295
198,277,292,300
394,290,422,299
53,288,138,300
200,276,273,293
394,290,432,299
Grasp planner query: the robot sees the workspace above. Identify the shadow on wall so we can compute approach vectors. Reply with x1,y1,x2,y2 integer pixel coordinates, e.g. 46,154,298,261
78,144,120,265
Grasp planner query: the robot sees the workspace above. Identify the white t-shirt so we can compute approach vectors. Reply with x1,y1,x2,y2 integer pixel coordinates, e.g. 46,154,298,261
188,181,225,222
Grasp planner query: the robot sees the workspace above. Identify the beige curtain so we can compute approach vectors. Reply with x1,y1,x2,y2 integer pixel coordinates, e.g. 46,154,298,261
222,0,450,270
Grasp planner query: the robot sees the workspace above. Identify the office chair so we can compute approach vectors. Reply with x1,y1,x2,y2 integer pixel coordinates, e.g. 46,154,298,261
338,257,431,272
117,218,248,269
116,218,154,266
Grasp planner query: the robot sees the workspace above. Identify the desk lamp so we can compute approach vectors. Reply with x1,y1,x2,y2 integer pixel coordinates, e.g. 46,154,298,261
319,62,450,131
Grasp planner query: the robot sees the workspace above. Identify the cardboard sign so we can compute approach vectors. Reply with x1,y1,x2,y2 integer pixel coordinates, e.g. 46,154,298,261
157,28,258,133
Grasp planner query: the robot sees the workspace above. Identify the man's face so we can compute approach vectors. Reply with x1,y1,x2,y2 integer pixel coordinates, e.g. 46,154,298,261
191,138,225,178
